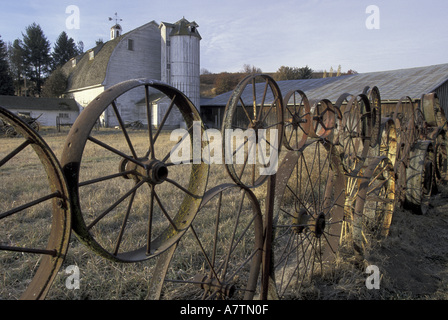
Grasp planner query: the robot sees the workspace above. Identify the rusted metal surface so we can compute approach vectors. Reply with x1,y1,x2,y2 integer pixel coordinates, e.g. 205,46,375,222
61,79,209,262
0,106,71,300
221,73,283,188
3,73,448,300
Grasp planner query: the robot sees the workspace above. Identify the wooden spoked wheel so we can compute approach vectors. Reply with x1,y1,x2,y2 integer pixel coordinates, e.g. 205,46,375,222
351,156,396,254
405,140,434,214
0,107,71,300
61,79,209,262
221,74,283,188
283,89,311,151
338,94,372,174
268,140,345,299
148,183,263,300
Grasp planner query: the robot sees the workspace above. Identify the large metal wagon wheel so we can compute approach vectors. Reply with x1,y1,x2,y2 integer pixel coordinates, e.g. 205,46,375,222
363,86,382,152
309,98,337,140
60,79,209,262
430,128,448,184
405,140,434,214
351,156,396,254
283,89,311,151
378,118,398,167
147,183,263,300
338,94,372,174
221,74,283,188
0,107,71,300
267,140,345,299
421,93,447,128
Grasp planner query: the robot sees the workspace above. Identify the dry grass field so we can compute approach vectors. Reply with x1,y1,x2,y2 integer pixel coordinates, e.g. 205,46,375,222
2,127,448,300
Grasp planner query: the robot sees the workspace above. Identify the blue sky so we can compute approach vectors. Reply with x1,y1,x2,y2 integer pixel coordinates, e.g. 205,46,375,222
1,0,447,74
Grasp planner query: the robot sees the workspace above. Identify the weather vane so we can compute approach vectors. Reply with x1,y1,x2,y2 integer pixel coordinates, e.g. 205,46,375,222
108,13,122,24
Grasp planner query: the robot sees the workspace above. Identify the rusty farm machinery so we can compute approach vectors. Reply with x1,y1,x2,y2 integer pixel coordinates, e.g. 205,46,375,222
0,75,446,300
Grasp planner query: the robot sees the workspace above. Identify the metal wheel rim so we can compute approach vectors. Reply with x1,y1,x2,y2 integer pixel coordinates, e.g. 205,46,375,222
268,140,345,299
60,79,209,262
148,183,263,300
0,106,71,300
282,89,311,151
221,73,283,188
351,156,396,254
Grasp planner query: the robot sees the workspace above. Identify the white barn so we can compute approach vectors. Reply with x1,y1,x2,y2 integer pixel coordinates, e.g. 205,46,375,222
62,17,201,128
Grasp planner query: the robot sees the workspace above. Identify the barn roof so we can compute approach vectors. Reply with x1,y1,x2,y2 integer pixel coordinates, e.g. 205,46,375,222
202,63,448,107
62,21,159,91
0,95,79,112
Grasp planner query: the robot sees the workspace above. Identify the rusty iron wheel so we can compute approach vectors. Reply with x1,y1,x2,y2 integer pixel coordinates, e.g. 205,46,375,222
267,140,345,299
405,140,434,214
309,98,337,140
282,90,311,151
363,86,382,151
414,106,428,140
338,94,372,174
421,93,447,128
0,106,71,300
147,183,263,300
351,156,396,255
61,79,209,262
378,118,398,167
434,129,447,183
221,74,283,188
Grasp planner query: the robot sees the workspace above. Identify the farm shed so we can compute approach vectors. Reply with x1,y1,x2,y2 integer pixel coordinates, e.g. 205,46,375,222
0,95,79,127
201,63,448,128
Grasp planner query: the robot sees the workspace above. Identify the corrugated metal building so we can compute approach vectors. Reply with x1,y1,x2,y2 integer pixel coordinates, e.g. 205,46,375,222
201,63,448,128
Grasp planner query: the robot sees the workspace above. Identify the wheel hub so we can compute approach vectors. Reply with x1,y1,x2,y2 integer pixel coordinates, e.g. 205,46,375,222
119,158,168,184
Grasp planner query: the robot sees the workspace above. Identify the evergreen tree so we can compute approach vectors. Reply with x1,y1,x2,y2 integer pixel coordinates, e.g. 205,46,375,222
52,31,80,70
0,35,14,95
22,23,51,96
8,39,25,95
298,66,313,79
42,67,67,98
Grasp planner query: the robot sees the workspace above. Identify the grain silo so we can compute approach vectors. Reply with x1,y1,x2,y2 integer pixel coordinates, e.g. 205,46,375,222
160,18,202,111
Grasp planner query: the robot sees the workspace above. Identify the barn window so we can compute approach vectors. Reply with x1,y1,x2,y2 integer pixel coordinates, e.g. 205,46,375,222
127,39,134,51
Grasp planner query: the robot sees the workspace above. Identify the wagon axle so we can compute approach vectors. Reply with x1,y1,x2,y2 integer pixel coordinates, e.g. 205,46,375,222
119,157,169,184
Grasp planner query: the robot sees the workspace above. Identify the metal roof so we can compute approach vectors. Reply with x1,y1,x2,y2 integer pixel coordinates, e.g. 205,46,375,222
202,63,448,107
0,95,79,112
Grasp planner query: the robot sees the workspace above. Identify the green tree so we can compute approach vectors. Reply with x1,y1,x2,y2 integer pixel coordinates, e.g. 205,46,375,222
52,31,80,70
274,66,301,81
0,35,14,95
22,23,52,95
297,66,313,79
8,39,26,95
42,67,67,97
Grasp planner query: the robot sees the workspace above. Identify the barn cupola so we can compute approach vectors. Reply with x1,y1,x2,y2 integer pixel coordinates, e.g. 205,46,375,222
109,13,123,40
